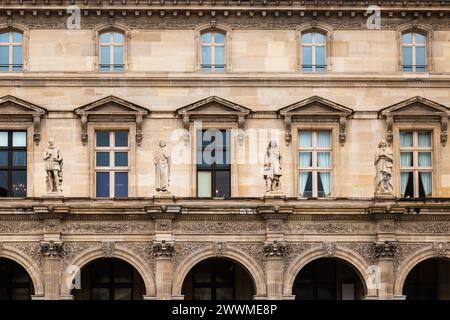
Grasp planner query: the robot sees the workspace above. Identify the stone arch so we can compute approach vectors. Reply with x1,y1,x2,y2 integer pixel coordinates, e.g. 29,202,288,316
283,246,373,298
172,247,266,298
60,246,156,298
0,247,44,298
393,245,449,297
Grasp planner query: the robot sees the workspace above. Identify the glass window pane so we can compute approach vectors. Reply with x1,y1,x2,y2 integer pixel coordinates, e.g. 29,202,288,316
400,132,413,147
113,32,124,44
214,32,225,44
317,131,331,148
418,152,432,167
100,32,110,44
402,47,412,68
0,33,9,43
92,288,109,300
201,33,211,44
12,132,26,147
11,170,26,197
302,33,312,44
318,172,331,197
96,131,110,147
402,33,412,44
100,46,110,68
113,46,123,66
96,172,110,197
11,288,29,300
300,172,313,197
299,152,312,167
194,288,211,300
418,132,431,147
194,263,211,283
114,131,128,147
114,152,128,167
317,152,331,167
201,46,211,66
216,288,233,300
416,47,426,70
0,151,7,166
0,170,7,197
215,170,230,198
12,46,22,70
96,152,110,167
115,172,128,198
419,172,432,197
197,171,212,197
400,152,413,167
215,46,225,66
114,288,131,300
0,46,9,71
315,33,326,44
415,33,426,45
12,32,22,43
114,262,132,283
298,131,312,148
302,46,312,70
0,132,7,146
12,151,26,167
315,46,326,71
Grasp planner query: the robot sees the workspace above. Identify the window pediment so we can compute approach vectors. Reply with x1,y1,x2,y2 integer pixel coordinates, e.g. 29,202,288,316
74,95,149,146
0,95,46,145
278,96,353,145
380,96,450,145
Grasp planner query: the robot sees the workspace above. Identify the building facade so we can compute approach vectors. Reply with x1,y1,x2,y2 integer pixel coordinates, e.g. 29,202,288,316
1,0,450,300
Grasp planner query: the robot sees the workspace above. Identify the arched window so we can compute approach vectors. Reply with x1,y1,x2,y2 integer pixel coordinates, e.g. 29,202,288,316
99,31,125,72
200,31,226,73
402,32,427,72
301,32,326,72
0,31,23,72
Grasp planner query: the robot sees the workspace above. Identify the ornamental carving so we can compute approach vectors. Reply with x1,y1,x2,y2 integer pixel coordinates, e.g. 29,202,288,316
0,221,43,234
284,222,373,234
433,242,448,257
152,240,175,258
398,222,450,233
101,242,115,258
213,241,226,257
394,243,430,275
267,221,283,232
263,240,290,258
40,240,64,258
172,242,209,271
176,221,265,234
283,243,318,273
323,242,336,257
229,243,266,270
62,242,96,269
5,242,43,270
374,241,398,259
339,242,377,265
62,222,149,234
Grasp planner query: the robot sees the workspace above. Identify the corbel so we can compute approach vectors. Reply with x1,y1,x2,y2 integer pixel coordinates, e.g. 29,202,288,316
81,114,88,146
441,115,448,146
136,114,143,146
182,114,190,145
339,116,346,145
386,115,393,145
284,116,292,145
237,115,245,146
33,115,41,146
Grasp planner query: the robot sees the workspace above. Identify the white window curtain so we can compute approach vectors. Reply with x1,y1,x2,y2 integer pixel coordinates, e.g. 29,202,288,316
420,172,432,196
400,132,413,147
418,152,432,167
400,172,410,196
317,131,331,148
400,152,412,167
299,152,312,167
317,152,331,167
418,132,431,147
299,172,309,195
299,131,312,148
319,172,331,196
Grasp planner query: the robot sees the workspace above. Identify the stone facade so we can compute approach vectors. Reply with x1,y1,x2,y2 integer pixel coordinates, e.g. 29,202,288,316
1,1,450,300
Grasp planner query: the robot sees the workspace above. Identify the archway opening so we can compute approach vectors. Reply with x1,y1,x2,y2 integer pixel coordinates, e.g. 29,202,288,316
181,258,255,300
71,258,145,300
292,258,364,300
403,258,450,300
0,257,34,300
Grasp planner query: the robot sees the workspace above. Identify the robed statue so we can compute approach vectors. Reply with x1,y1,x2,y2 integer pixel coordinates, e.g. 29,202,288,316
154,141,171,192
43,138,63,194
263,140,282,192
374,140,393,195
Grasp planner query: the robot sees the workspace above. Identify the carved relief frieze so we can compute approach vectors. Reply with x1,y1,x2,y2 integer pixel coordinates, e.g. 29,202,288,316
229,243,266,271
0,221,43,234
175,221,265,234
284,222,374,234
398,222,450,234
101,242,115,258
172,242,209,272
4,242,43,270
62,222,150,234
61,242,97,269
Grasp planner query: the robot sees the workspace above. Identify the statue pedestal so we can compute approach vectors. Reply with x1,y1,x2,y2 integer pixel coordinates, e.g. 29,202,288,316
374,193,395,201
43,192,63,199
153,191,174,204
264,191,285,203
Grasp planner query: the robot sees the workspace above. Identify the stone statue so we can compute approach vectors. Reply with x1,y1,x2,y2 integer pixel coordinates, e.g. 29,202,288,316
263,140,282,192
43,138,63,194
154,141,171,192
374,140,393,195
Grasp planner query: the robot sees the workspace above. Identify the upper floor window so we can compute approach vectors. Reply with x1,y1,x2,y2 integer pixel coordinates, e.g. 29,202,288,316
400,131,432,198
200,31,225,73
0,31,23,72
196,129,231,198
95,130,129,198
301,32,326,72
99,32,124,72
298,130,332,198
0,131,26,197
402,32,426,72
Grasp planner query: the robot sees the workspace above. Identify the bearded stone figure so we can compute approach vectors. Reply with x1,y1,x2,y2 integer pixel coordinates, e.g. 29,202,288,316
263,140,282,192
43,138,63,194
374,140,393,196
154,141,171,193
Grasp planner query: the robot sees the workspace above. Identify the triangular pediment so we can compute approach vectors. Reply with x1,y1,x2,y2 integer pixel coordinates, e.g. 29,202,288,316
278,96,353,117
75,96,149,116
380,96,450,117
177,96,251,117
0,95,46,116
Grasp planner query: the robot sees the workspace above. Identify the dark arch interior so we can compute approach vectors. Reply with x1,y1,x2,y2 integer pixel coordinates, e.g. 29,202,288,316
71,258,145,300
403,258,450,300
182,258,255,300
0,257,34,300
293,258,364,300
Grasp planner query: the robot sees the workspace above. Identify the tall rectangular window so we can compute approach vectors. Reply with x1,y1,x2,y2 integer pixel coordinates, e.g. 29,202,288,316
99,32,124,72
0,131,27,197
0,31,23,72
200,32,225,73
301,32,326,72
298,130,332,198
196,129,231,198
402,32,426,72
95,130,129,198
400,131,432,198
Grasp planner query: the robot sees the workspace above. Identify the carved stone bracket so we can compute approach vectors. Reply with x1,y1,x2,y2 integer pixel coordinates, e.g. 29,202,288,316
323,242,336,257
433,241,448,257
441,116,448,146
213,241,226,257
101,241,115,257
151,240,175,258
40,240,64,258
373,240,398,259
339,116,347,145
263,240,290,258
386,116,394,145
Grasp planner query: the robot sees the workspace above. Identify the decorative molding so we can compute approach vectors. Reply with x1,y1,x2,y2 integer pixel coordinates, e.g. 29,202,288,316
263,240,290,258
175,221,265,233
230,243,266,270
322,242,336,257
172,242,209,271
213,241,226,257
101,241,115,257
151,240,175,258
40,240,64,258
5,242,43,270
62,222,149,234
398,222,450,233
433,241,448,257
284,222,374,234
373,241,398,259
0,221,43,234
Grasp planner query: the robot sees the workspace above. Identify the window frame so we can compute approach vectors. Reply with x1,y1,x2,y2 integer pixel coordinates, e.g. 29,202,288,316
98,31,125,73
300,31,327,73
0,24,29,72
401,32,427,73
296,23,333,73
93,24,130,72
0,31,23,72
195,24,232,73
191,259,236,300
0,130,27,198
396,24,433,72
